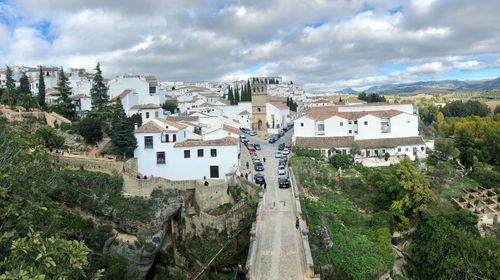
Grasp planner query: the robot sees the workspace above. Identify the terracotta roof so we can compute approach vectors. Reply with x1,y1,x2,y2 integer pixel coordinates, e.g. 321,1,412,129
174,136,239,147
130,103,161,110
303,108,404,121
145,75,157,82
134,121,165,133
356,136,425,149
165,116,199,122
223,124,241,135
163,118,188,129
46,88,59,96
268,102,289,110
295,136,354,149
295,136,425,149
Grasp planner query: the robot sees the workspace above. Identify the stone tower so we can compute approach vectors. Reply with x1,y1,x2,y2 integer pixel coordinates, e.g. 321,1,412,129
251,79,268,131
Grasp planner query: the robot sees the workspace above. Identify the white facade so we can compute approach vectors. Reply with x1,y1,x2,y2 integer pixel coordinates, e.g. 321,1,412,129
134,119,239,181
266,102,290,131
293,103,426,160
108,75,164,116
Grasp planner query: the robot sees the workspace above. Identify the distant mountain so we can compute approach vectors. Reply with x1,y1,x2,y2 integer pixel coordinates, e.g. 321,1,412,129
337,87,357,94
363,77,500,95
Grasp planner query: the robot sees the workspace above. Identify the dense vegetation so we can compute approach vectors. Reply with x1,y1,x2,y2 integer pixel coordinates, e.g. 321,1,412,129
357,93,387,103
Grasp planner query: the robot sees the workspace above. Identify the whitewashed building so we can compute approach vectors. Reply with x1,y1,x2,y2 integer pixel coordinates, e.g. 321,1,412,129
134,118,240,181
293,103,426,160
108,75,163,116
266,102,290,132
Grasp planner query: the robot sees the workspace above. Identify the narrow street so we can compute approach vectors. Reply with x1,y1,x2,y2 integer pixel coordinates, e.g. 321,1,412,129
242,129,308,280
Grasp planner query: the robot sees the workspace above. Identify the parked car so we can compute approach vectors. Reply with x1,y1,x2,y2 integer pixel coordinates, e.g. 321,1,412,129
249,130,257,136
279,158,287,166
248,146,256,153
278,176,290,188
254,161,264,171
278,143,285,151
274,151,283,158
282,148,290,155
285,143,291,149
277,165,286,175
268,137,277,144
253,158,261,164
253,144,261,150
251,154,259,160
254,173,265,185
240,135,248,143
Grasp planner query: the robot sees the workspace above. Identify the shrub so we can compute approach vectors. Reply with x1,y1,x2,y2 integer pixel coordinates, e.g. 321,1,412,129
292,146,322,158
34,126,65,148
469,166,500,188
78,117,103,144
329,154,354,169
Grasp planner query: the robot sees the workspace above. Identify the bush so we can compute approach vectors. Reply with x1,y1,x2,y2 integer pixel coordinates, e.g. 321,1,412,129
34,126,65,148
329,154,354,169
469,166,500,188
79,117,103,144
292,146,322,158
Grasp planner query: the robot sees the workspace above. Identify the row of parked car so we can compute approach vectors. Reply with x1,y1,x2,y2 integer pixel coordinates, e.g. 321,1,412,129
240,127,257,136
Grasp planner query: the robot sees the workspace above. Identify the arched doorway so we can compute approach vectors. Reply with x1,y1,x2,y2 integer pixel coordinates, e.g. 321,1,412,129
257,120,263,130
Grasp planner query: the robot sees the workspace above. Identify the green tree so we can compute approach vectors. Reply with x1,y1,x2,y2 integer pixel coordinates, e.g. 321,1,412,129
54,68,76,120
79,117,103,144
110,100,137,158
34,127,65,148
494,104,500,115
228,86,234,105
390,159,435,228
37,66,46,107
454,127,475,151
17,72,37,111
161,99,178,114
329,153,354,169
128,113,143,127
234,86,240,104
434,137,459,160
246,80,252,101
419,105,439,125
1,66,16,108
90,62,110,116
410,211,500,280
0,230,92,279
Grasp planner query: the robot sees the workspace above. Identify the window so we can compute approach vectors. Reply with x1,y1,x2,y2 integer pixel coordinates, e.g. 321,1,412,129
317,124,325,135
257,108,261,112
163,134,169,143
184,150,191,158
398,148,401,152
300,123,304,127
149,86,156,94
210,149,217,157
405,147,409,152
155,111,159,118
173,134,177,142
198,149,204,157
146,112,150,119
156,152,165,164
340,122,343,126
421,146,425,151
144,136,153,149
354,120,358,124
407,119,410,123
364,121,368,125
354,131,358,134
349,130,352,134
348,120,352,125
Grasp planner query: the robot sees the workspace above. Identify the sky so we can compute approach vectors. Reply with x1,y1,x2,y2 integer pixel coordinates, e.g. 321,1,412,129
0,0,499,91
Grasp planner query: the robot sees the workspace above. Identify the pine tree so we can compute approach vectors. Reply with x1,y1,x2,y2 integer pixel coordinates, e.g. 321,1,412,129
18,72,36,111
110,99,137,158
38,66,46,107
90,62,109,115
234,86,240,104
228,86,234,105
247,80,252,101
1,66,17,108
54,68,76,119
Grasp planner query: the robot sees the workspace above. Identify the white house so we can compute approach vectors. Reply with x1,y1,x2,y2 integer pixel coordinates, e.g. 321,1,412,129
293,103,426,160
134,118,240,181
108,75,163,116
305,99,334,108
266,102,290,132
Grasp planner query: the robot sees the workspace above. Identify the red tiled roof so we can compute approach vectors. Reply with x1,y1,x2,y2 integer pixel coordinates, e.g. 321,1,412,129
295,136,425,149
130,103,161,110
223,124,241,135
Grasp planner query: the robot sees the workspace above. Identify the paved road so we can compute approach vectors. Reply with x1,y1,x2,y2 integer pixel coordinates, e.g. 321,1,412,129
242,129,307,280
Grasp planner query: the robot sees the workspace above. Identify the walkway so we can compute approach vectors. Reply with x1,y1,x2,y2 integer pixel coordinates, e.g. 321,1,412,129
244,129,311,280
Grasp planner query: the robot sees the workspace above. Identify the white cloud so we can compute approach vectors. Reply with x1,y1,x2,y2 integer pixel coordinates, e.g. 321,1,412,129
454,60,480,71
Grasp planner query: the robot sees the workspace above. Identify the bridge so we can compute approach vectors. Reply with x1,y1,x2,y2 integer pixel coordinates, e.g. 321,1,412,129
243,136,319,280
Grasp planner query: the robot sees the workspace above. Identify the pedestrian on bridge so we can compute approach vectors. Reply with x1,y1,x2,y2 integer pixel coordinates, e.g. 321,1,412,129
236,264,248,280
263,157,266,163
296,217,300,230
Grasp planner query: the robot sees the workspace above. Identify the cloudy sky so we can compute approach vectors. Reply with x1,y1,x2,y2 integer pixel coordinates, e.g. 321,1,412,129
1,0,499,91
